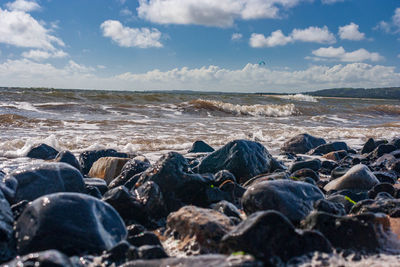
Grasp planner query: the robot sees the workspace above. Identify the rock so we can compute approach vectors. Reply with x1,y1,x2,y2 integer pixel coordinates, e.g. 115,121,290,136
242,180,324,223
313,199,346,216
374,171,397,184
54,150,81,171
350,197,400,215
4,162,85,204
291,168,319,182
281,133,326,154
390,159,400,173
135,152,223,212
26,143,59,160
373,154,397,169
210,200,242,220
242,172,289,187
0,188,15,263
197,140,278,184
289,159,321,173
121,254,262,267
368,183,396,199
88,157,130,185
79,149,131,175
188,140,215,153
84,178,108,194
220,211,332,264
138,245,168,260
371,144,397,159
361,138,376,154
134,181,168,220
302,212,389,252
322,150,348,161
4,250,74,267
324,164,379,192
165,205,234,254
98,241,138,266
109,158,151,189
391,138,400,149
309,142,349,156
330,166,350,179
128,231,162,247
102,186,148,225
15,192,127,256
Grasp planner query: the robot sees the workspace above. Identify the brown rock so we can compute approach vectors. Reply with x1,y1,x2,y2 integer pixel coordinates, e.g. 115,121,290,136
88,157,130,184
322,150,347,161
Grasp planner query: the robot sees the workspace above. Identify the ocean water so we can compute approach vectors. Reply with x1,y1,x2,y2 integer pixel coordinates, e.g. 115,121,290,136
1,87,400,264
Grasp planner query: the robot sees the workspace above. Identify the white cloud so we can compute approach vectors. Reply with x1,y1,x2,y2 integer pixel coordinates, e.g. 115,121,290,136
338,22,365,40
1,59,399,92
250,26,335,47
120,8,133,16
5,0,40,12
231,33,243,41
21,49,68,60
0,8,64,50
137,0,306,28
311,46,383,62
100,20,162,48
375,8,400,34
321,0,345,4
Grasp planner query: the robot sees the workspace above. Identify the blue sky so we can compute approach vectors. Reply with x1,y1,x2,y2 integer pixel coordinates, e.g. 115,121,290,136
0,0,399,92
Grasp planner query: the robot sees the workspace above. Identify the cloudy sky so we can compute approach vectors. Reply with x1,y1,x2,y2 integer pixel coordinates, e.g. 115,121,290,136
0,0,399,92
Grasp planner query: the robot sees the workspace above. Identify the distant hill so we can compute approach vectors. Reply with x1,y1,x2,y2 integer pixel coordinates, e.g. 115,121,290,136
304,87,400,100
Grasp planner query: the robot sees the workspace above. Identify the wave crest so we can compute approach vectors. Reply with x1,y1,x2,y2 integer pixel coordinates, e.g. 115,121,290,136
276,94,318,102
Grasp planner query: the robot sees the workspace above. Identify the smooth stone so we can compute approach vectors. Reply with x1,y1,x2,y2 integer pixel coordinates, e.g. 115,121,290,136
197,140,278,184
128,231,162,247
188,140,215,153
322,150,348,161
0,188,15,263
368,183,396,199
88,157,130,185
121,254,262,267
4,162,85,204
54,150,81,171
165,205,234,254
4,250,73,267
134,181,168,220
320,160,338,173
281,133,326,154
390,159,400,173
313,199,346,216
330,166,350,179
371,144,397,159
391,138,400,149
15,192,127,256
26,143,59,160
220,211,332,264
137,245,168,260
109,158,151,189
210,200,242,220
324,164,379,192
374,171,397,184
84,178,108,194
291,168,320,182
289,159,321,173
373,154,397,169
308,142,349,155
79,149,131,175
242,180,324,222
242,172,289,187
361,138,376,154
98,241,138,266
350,197,400,215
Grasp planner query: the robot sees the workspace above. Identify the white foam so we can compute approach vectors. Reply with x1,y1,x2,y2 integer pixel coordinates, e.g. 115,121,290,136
276,94,318,103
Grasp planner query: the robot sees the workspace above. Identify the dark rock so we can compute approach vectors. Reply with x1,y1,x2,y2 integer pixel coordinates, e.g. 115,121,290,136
289,159,321,173
373,154,397,169
15,192,127,256
84,178,108,194
322,150,348,161
134,181,168,220
211,200,242,220
100,241,138,265
109,158,151,189
391,150,400,158
138,245,168,260
79,149,131,175
197,140,278,184
371,144,397,159
188,140,215,153
121,254,262,267
324,164,379,191
4,162,85,204
281,133,326,154
331,166,350,179
291,168,320,182
4,250,73,267
220,211,332,264
368,183,396,199
242,180,324,223
391,138,400,149
302,212,389,252
350,197,400,215
374,171,397,184
54,150,81,171
326,194,355,213
361,138,376,154
128,231,162,247
242,172,289,187
127,224,146,236
320,160,338,174
309,142,349,155
313,199,346,216
85,185,102,199
214,170,237,185
10,200,28,220
102,186,148,225
165,205,234,254
0,188,15,263
26,143,59,160
390,159,400,173
124,173,143,190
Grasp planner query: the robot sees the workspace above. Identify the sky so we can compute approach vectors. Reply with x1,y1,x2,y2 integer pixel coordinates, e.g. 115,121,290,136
0,0,399,93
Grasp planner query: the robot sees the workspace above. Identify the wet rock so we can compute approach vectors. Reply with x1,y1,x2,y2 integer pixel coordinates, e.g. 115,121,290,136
85,185,102,199
4,250,74,267
320,160,338,174
109,158,151,189
134,181,168,220
99,241,138,266
197,140,277,184
79,149,131,175
281,133,326,154
103,186,148,225
84,178,108,194
15,192,127,256
127,224,146,236
242,172,289,187
373,154,397,169
54,150,81,171
10,200,28,220
302,212,389,252
210,200,242,220
188,140,215,153
165,205,234,254
322,150,348,161
220,211,332,264
361,138,376,155
391,138,400,149
309,142,349,156
0,188,15,263
4,162,85,204
350,197,400,215
138,245,168,260
242,180,324,223
291,168,319,182
289,159,321,173
313,199,346,216
26,143,59,160
88,157,130,185
121,254,262,267
390,159,400,173
135,152,223,212
330,166,350,179
128,231,162,247
374,171,397,184
368,183,396,199
324,164,379,192
371,144,397,159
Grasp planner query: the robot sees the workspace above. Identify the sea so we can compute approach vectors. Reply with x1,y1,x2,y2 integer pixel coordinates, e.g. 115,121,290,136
1,87,400,265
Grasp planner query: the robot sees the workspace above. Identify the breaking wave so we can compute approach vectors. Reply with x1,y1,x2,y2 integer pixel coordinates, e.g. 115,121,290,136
276,94,318,103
